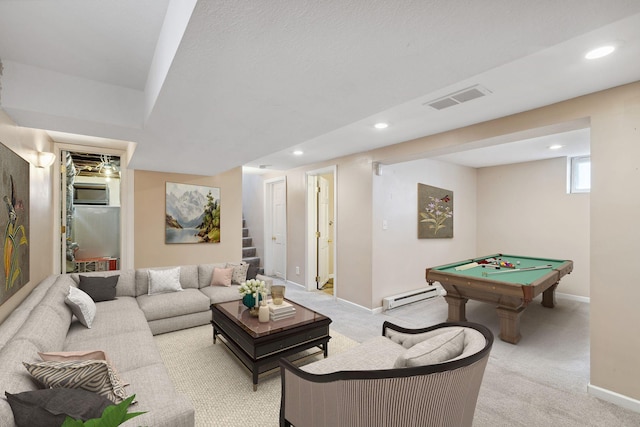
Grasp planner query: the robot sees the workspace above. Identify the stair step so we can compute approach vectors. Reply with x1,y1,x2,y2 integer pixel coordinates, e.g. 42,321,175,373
242,257,260,268
242,237,252,247
242,247,256,258
242,228,249,237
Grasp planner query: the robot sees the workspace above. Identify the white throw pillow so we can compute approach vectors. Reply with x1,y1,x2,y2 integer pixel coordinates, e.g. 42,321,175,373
148,267,183,295
65,286,96,328
394,328,465,368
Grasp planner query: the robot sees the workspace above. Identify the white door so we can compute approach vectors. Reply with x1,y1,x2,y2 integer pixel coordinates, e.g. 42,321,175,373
317,176,330,287
272,180,286,278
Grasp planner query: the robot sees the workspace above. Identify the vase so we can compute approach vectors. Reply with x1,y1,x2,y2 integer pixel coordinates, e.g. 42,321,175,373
242,293,262,309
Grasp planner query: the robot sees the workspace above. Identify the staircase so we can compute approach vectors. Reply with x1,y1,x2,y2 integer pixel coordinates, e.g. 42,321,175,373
242,218,263,274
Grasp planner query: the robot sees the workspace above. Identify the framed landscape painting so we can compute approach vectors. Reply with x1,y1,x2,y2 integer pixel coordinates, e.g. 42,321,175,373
418,183,453,239
1,141,30,306
165,182,220,244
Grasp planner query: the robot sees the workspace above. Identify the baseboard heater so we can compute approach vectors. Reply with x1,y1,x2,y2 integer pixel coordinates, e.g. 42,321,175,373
382,287,439,311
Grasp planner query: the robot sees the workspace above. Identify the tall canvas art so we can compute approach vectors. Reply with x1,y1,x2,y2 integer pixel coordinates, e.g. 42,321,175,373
418,183,453,239
1,141,29,305
165,182,221,244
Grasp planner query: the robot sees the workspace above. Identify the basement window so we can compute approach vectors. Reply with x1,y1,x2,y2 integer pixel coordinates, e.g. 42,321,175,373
569,156,591,193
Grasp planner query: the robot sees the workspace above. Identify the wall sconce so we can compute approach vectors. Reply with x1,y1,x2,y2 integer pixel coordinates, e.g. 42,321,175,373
35,151,56,168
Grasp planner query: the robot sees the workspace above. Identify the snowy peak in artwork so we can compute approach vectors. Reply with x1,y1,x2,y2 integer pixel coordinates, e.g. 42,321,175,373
166,190,206,228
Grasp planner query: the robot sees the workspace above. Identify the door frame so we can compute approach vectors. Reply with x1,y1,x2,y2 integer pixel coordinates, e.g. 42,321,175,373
52,143,131,273
263,176,287,279
305,166,337,295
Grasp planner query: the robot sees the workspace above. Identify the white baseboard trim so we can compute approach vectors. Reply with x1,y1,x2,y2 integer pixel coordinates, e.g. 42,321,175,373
556,292,590,303
588,383,640,414
285,280,305,289
336,297,376,314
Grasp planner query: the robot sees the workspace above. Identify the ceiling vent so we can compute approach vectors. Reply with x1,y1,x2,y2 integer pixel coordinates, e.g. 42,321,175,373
424,85,492,110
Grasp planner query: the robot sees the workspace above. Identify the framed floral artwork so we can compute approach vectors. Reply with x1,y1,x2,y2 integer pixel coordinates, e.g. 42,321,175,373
165,182,220,244
418,183,453,239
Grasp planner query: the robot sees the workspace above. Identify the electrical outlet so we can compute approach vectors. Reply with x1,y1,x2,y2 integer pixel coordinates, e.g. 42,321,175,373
295,266,300,275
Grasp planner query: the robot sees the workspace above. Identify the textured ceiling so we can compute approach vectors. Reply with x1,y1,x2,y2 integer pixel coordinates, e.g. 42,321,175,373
1,1,639,174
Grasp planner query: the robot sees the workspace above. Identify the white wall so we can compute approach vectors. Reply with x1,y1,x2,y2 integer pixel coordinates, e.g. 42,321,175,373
372,158,477,308
477,157,590,298
0,109,55,323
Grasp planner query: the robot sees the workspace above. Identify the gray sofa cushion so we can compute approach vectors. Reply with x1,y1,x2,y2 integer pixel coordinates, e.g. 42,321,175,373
302,336,405,375
137,289,210,322
64,330,163,374
199,284,242,304
13,304,70,352
118,363,195,427
65,297,148,344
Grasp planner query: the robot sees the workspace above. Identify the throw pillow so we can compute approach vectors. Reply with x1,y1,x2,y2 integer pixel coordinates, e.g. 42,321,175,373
210,267,233,287
79,275,119,302
246,263,258,281
394,328,465,368
5,389,113,427
23,359,128,403
64,286,96,328
226,262,249,285
148,267,183,295
38,350,129,387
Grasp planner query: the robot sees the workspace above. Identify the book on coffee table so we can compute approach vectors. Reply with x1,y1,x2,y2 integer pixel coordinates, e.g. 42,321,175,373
270,310,296,321
267,300,296,315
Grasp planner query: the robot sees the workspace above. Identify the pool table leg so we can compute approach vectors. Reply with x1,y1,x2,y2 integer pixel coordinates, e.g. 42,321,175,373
496,306,525,344
542,283,558,308
444,295,468,322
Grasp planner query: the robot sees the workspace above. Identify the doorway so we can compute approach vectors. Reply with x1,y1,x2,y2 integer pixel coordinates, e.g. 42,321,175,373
58,150,123,274
306,167,336,296
264,177,287,279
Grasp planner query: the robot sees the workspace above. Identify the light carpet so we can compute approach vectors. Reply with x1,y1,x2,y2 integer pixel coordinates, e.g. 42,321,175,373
155,325,357,427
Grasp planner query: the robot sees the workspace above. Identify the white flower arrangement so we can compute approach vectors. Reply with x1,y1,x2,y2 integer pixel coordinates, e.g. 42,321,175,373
239,279,266,297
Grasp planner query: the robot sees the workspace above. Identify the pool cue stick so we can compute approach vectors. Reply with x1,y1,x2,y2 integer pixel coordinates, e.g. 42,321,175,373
482,264,553,276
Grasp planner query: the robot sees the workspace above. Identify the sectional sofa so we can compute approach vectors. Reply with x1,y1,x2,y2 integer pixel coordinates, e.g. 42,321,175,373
0,263,272,427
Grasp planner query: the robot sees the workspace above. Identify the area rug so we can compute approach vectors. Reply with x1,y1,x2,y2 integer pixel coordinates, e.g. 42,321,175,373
155,325,358,427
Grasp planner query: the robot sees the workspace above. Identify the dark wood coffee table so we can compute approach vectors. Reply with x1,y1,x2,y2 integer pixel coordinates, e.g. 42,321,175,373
211,299,331,390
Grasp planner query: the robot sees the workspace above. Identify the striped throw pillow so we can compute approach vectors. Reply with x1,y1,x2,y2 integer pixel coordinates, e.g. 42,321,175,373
23,360,129,403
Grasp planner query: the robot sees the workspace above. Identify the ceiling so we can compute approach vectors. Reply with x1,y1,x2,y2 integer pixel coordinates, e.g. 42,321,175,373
1,1,639,175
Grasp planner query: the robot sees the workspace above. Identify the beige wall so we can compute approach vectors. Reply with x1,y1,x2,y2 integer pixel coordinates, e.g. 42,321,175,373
372,158,477,308
0,109,55,323
477,157,590,297
264,153,373,309
133,168,243,268
366,81,639,403
268,81,640,403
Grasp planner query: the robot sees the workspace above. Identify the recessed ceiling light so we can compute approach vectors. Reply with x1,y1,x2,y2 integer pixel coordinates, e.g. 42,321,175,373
549,144,564,150
585,45,615,60
374,122,389,129
293,150,303,156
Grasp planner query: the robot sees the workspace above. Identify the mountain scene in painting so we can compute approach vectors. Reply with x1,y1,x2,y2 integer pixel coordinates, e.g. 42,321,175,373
165,183,220,243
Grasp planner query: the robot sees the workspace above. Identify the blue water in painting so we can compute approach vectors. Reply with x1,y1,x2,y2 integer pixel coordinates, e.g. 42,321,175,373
166,228,202,243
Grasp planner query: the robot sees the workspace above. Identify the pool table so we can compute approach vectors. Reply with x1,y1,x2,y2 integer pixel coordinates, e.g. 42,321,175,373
425,254,573,344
